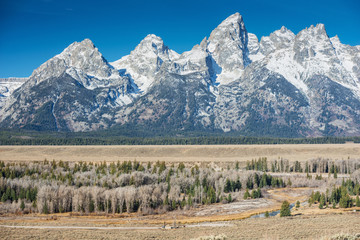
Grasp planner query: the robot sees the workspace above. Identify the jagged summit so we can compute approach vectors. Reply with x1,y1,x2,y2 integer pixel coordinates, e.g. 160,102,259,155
217,12,244,26
208,12,247,51
56,38,99,63
297,24,328,40
276,26,295,37
29,38,124,90
259,26,295,56
66,38,95,50
111,34,179,93
140,34,164,44
133,34,165,55
280,26,287,32
293,23,334,65
127,34,179,61
205,12,249,84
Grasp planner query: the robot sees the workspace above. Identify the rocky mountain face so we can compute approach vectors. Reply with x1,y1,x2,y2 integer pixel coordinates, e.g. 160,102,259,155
1,13,360,137
0,78,28,108
0,40,136,131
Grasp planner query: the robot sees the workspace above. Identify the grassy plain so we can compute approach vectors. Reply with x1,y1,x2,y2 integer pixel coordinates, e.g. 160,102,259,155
1,212,360,239
0,143,359,163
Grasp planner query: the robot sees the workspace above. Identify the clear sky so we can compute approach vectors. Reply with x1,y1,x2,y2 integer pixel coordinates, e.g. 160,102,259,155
0,0,359,78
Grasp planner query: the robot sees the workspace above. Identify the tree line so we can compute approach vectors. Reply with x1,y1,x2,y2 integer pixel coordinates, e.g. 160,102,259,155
1,129,360,145
246,157,360,175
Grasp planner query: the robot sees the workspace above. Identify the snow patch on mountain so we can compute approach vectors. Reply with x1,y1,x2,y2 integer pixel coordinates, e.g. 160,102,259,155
265,49,309,96
331,35,360,82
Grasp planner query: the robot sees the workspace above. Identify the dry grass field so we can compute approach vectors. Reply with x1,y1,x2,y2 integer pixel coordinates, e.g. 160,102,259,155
0,143,359,163
1,212,359,239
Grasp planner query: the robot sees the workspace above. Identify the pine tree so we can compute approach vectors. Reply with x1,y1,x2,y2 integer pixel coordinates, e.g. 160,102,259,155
208,186,216,204
287,178,292,187
246,176,254,189
171,200,177,210
280,201,291,217
187,196,193,206
235,179,242,191
224,178,232,193
260,173,267,188
243,189,250,199
20,200,25,211
251,189,258,199
1,192,8,202
89,199,95,213
271,178,277,187
339,194,352,208
295,200,300,209
356,195,360,207
257,188,262,198
265,211,270,218
254,173,260,187
227,193,232,203
235,161,239,170
319,193,325,209
43,201,49,214
26,189,31,201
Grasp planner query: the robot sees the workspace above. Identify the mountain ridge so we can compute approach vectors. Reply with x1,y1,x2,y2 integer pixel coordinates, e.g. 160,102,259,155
1,13,359,137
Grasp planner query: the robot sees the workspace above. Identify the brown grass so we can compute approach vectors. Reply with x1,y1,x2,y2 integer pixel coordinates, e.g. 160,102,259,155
1,213,359,240
0,144,359,163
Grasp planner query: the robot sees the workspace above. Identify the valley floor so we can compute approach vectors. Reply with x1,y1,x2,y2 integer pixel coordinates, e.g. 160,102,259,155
1,143,360,164
1,212,359,239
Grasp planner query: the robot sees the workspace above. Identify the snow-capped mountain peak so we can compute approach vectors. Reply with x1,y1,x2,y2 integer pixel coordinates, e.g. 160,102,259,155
30,38,125,90
129,34,177,60
205,12,249,84
111,34,179,93
276,26,295,40
217,12,244,27
207,12,247,57
259,26,295,56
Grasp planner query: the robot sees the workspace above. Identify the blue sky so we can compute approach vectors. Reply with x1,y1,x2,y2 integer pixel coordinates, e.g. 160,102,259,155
0,0,359,77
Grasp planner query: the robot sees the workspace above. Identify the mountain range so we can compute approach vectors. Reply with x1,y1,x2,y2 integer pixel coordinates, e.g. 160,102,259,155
1,13,360,137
